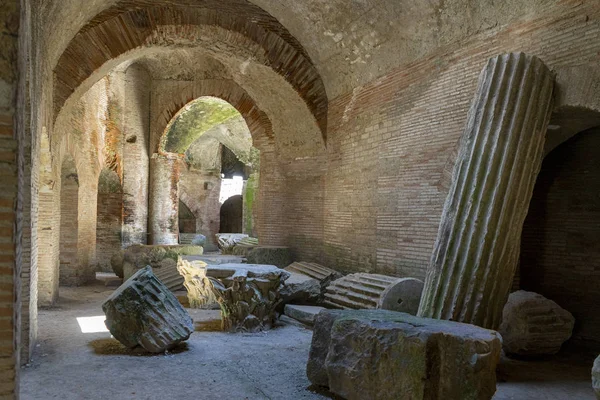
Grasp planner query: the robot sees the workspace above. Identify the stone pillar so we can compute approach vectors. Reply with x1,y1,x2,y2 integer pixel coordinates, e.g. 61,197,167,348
418,53,554,330
121,65,150,246
149,154,180,245
76,177,98,283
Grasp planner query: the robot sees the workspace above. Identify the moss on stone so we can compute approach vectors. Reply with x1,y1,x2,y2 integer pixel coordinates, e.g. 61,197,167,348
163,98,239,154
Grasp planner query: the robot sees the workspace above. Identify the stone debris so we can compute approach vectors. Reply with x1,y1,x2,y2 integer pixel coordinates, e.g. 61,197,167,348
279,272,322,308
120,244,203,292
110,250,125,278
102,266,194,353
231,237,259,256
215,233,248,254
179,233,206,246
246,246,292,268
176,258,218,308
284,304,325,326
499,290,575,356
285,262,342,283
206,263,290,332
324,273,424,315
593,355,600,399
307,309,502,400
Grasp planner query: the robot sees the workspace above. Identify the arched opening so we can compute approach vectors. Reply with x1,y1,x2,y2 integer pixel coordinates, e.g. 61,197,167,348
59,155,79,285
151,96,260,248
220,195,243,234
96,168,123,273
520,122,600,353
178,200,196,234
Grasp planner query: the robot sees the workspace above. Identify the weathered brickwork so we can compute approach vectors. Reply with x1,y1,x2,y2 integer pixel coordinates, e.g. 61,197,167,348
180,171,221,248
520,127,600,350
96,169,123,272
121,65,150,247
324,1,600,277
58,156,79,285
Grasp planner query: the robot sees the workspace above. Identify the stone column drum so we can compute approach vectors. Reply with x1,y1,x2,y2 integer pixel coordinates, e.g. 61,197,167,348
418,53,554,329
149,154,181,245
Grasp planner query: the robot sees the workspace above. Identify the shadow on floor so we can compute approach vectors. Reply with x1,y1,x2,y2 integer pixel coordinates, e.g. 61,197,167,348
88,338,189,356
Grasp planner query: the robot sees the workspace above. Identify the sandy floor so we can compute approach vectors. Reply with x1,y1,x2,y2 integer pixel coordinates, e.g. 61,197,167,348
20,284,597,400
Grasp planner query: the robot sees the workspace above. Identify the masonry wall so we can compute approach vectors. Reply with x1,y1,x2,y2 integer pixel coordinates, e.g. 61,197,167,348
520,127,600,350
322,1,600,277
121,66,150,247
179,170,221,248
96,176,122,272
58,160,78,285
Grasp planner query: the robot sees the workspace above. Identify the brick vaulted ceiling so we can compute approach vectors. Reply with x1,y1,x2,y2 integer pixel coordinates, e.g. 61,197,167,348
53,2,328,138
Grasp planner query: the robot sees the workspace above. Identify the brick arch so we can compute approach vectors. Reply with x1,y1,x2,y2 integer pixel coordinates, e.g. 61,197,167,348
53,4,327,136
154,80,273,154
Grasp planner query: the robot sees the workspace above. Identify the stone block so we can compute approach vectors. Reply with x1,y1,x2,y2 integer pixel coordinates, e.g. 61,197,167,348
284,304,325,326
102,266,194,353
499,290,575,356
307,309,502,400
246,246,292,268
207,264,290,332
110,250,125,278
279,271,321,307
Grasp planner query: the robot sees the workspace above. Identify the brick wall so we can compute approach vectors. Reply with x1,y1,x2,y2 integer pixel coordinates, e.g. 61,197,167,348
96,169,123,272
58,156,79,285
322,1,600,277
520,127,600,350
121,66,150,247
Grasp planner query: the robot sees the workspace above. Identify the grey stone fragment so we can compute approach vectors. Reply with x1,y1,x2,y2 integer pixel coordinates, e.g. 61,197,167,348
284,304,325,326
593,355,600,399
279,272,321,307
307,309,502,400
110,250,125,278
499,290,574,356
102,266,194,353
246,246,292,268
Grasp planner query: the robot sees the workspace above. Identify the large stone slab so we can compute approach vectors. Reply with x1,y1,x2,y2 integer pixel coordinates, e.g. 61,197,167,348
307,309,502,400
246,246,292,268
499,290,574,356
102,266,194,353
284,304,325,326
207,263,290,332
593,355,600,399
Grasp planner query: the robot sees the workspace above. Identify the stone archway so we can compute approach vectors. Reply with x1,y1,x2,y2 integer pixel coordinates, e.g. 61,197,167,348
520,118,600,351
220,195,243,234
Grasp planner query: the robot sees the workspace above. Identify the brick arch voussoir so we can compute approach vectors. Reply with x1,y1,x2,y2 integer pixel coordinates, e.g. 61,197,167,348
53,5,327,136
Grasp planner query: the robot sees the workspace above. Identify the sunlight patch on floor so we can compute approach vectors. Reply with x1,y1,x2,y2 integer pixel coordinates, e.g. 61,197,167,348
77,316,109,333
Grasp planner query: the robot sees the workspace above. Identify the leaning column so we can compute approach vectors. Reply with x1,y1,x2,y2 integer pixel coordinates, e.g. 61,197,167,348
149,154,181,245
418,53,554,330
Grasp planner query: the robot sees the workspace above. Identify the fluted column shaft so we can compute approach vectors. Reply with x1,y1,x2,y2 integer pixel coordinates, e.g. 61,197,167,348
418,53,554,329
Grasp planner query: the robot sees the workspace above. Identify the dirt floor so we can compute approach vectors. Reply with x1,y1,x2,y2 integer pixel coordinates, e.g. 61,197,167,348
20,284,597,400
